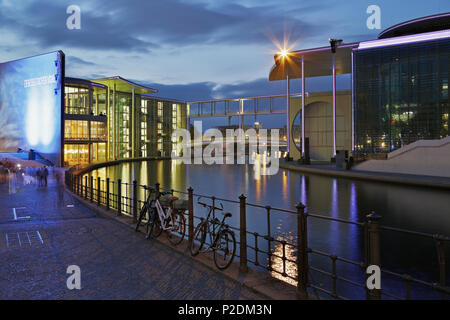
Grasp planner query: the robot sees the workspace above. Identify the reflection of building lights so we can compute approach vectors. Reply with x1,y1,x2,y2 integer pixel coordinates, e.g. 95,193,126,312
270,237,297,286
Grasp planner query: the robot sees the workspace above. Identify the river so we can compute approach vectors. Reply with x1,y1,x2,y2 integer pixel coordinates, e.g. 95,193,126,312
83,160,450,299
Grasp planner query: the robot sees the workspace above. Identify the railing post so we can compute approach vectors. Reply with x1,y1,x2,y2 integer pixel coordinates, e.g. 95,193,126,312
435,235,446,300
84,176,88,199
366,212,382,300
106,178,110,210
117,179,122,216
90,176,93,202
76,176,80,195
239,194,248,273
296,202,308,299
97,177,101,206
133,180,138,222
266,206,272,271
188,187,194,245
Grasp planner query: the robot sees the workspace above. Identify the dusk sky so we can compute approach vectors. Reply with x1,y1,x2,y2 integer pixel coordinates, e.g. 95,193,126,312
1,0,449,103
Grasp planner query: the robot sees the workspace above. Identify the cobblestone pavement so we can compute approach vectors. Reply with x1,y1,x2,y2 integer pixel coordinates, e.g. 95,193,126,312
0,178,265,300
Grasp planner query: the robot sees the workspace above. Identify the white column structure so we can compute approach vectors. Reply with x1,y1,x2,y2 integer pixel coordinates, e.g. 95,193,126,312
301,56,306,157
351,50,355,152
131,86,135,159
286,74,290,155
332,53,337,157
186,104,190,133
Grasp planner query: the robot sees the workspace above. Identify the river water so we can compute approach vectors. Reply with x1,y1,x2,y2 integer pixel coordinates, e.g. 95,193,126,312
84,160,450,299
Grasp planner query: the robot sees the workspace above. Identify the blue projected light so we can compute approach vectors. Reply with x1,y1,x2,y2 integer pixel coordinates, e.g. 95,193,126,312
0,51,63,165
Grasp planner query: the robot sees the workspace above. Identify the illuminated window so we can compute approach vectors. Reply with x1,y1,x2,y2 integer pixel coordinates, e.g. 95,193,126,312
65,120,89,140
141,100,148,114
158,102,163,117
91,121,106,140
64,144,89,166
64,86,89,114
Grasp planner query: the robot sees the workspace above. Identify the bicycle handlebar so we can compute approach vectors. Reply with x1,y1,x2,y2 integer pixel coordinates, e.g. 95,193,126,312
198,200,223,211
143,185,172,195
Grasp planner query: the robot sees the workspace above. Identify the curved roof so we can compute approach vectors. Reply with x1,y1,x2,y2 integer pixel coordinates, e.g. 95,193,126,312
379,12,450,39
92,76,157,94
269,43,358,81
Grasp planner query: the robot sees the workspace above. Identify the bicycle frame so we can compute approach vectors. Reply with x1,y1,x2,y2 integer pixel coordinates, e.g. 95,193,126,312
198,202,229,251
153,199,178,231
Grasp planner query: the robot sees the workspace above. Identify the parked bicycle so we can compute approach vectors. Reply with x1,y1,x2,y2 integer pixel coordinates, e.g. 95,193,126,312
190,198,236,270
135,185,186,246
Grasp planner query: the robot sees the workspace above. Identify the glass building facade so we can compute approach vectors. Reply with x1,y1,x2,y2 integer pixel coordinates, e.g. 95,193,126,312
354,38,450,154
63,77,187,167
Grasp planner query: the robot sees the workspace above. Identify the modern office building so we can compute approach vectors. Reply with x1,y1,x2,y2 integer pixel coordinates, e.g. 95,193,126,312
269,13,450,161
63,76,187,167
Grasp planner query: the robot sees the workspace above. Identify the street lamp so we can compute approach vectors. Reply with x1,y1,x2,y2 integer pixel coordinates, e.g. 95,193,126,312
329,38,342,159
277,49,291,160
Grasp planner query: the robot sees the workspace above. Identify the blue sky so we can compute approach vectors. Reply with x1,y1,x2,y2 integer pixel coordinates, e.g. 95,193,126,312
0,0,449,102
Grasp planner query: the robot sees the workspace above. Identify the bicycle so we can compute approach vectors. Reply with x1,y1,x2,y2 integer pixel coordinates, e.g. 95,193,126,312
190,198,236,270
135,185,186,246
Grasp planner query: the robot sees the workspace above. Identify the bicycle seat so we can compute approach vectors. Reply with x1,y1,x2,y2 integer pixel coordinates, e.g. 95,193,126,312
224,212,232,218
168,196,179,202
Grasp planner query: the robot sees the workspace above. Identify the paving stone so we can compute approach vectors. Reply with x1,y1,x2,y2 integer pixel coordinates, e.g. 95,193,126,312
0,181,265,300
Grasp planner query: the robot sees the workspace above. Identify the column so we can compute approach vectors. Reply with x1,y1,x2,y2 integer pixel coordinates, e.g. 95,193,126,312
131,87,135,159
332,54,337,158
351,50,355,152
286,74,290,155
301,56,306,157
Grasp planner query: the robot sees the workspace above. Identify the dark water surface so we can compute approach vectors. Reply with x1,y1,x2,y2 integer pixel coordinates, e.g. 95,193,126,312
85,160,450,299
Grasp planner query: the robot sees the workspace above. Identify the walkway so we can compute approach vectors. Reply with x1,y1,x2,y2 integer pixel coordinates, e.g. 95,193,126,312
0,174,266,300
280,160,450,189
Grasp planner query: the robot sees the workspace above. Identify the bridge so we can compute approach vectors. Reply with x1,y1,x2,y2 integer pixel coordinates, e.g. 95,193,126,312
187,94,300,128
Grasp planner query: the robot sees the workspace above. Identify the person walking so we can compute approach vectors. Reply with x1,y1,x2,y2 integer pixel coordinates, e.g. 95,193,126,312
42,166,49,187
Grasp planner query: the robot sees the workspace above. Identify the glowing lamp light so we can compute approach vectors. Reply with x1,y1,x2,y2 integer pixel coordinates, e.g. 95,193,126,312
279,49,289,58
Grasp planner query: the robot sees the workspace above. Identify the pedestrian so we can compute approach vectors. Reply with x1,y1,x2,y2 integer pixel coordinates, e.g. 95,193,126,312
42,166,49,187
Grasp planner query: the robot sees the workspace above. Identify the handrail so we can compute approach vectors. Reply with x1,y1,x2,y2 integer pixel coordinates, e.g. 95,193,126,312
65,171,450,300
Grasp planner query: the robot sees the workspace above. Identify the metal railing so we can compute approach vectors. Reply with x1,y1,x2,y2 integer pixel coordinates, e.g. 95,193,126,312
187,94,302,118
65,171,450,300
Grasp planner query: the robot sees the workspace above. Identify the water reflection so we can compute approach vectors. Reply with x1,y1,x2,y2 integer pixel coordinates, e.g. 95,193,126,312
85,160,450,294
270,237,297,286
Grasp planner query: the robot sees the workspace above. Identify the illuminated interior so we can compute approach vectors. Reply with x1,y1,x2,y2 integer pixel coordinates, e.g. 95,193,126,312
63,77,187,166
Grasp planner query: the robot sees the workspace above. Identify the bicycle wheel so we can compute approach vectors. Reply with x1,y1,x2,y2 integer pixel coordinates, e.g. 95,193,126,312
167,211,186,246
135,202,147,231
190,222,207,256
146,209,162,239
213,229,236,270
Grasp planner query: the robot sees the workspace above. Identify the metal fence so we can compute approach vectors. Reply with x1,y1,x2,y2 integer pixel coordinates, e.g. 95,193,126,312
65,171,450,300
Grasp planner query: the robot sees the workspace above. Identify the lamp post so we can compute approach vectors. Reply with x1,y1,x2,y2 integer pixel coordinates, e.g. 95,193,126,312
329,38,342,159
279,50,291,159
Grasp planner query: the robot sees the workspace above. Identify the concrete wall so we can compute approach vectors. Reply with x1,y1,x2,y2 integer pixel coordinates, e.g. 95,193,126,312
354,137,450,178
289,91,352,161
